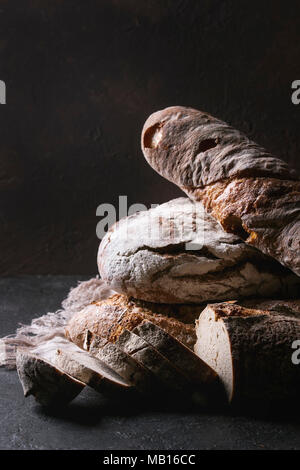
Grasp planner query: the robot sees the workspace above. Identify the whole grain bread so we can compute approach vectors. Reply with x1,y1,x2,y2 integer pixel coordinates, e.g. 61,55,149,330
65,293,197,350
98,198,300,303
88,336,158,394
55,348,133,396
16,350,85,406
141,106,300,276
132,321,217,386
115,328,190,393
194,302,300,406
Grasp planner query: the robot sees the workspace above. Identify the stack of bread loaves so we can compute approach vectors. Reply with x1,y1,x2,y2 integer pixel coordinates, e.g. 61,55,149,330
17,107,300,409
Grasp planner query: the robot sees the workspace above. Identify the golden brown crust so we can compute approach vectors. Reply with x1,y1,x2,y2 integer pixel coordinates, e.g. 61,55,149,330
206,302,269,320
65,294,197,350
187,177,300,276
209,302,299,319
206,299,300,320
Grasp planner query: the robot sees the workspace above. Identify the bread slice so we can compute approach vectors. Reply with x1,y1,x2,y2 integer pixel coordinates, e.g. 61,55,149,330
66,293,197,350
87,334,158,394
194,302,300,406
131,321,222,404
114,329,190,393
55,348,133,396
16,349,85,407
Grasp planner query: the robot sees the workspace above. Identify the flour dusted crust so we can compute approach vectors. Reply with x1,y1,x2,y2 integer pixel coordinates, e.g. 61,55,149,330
65,293,197,350
194,302,300,405
98,198,300,303
141,106,300,276
142,106,297,188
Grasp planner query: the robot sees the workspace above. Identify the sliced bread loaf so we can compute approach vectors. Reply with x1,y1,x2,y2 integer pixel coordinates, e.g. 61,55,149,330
114,329,190,393
194,302,300,406
132,321,216,384
65,293,197,350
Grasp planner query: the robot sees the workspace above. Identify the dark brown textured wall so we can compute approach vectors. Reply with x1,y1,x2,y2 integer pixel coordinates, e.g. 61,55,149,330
0,0,299,275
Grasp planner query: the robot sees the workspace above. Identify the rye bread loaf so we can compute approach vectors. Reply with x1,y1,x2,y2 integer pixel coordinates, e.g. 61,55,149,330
55,348,133,396
65,293,197,350
141,106,300,276
98,197,300,303
16,350,85,406
194,302,300,406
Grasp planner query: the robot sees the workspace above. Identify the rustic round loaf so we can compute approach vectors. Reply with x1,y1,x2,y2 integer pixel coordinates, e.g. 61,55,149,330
98,198,300,303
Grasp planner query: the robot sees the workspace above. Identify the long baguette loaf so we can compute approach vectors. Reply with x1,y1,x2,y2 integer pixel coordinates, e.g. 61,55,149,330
194,302,300,406
98,198,300,303
141,106,300,276
65,293,198,350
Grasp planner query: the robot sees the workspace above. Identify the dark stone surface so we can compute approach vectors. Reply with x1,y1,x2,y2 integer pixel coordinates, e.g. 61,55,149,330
0,1,300,275
1,276,300,450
